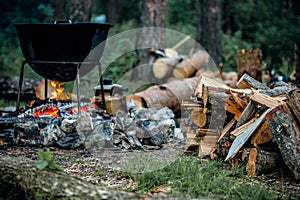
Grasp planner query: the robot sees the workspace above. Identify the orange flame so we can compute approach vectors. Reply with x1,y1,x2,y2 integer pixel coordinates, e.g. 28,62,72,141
50,81,74,100
32,106,60,118
35,80,74,100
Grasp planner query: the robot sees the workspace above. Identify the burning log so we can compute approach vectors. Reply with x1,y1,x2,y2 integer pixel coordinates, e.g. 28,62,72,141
0,156,142,199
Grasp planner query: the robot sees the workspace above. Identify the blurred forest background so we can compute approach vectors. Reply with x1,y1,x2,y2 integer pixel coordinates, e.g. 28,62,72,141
1,0,300,85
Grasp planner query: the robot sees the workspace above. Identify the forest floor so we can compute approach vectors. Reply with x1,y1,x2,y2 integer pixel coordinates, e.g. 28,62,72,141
0,145,299,199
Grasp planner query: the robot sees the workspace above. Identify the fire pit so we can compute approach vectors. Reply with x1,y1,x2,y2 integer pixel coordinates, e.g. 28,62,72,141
14,20,113,110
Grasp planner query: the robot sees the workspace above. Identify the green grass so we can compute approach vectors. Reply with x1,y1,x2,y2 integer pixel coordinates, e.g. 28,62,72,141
124,156,293,200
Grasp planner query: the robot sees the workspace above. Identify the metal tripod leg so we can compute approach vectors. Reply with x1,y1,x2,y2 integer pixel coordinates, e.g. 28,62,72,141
98,63,106,110
76,64,81,118
16,61,26,111
44,79,48,99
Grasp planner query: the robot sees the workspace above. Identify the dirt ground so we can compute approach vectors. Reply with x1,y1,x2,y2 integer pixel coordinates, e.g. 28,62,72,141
0,145,299,198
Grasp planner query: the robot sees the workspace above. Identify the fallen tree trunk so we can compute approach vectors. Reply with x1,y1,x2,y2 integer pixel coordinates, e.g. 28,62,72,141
127,77,199,113
172,50,210,79
0,156,142,200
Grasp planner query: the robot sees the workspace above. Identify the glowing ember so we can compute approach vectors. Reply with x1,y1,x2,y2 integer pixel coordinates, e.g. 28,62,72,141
32,106,60,118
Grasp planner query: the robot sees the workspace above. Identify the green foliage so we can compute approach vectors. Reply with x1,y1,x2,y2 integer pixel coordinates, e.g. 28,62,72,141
125,156,280,199
0,0,54,77
222,31,251,72
36,149,64,171
167,0,199,39
232,0,300,74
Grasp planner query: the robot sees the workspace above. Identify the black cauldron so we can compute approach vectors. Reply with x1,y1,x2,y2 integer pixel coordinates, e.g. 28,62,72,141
14,21,112,82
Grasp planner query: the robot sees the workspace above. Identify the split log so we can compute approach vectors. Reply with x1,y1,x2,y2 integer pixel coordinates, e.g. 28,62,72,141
230,117,257,138
127,77,199,113
260,82,296,97
0,156,142,199
236,73,269,90
195,75,251,105
250,120,273,146
287,88,300,123
235,100,256,128
198,129,219,157
152,56,184,79
218,119,236,142
173,50,210,79
266,104,300,179
225,108,271,161
237,48,263,82
182,125,199,153
225,98,244,121
250,90,285,108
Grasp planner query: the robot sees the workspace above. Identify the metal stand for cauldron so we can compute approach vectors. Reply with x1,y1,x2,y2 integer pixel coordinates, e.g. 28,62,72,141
16,60,106,117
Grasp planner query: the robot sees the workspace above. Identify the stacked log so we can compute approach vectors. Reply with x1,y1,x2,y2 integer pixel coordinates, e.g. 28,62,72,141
152,50,211,82
190,73,299,178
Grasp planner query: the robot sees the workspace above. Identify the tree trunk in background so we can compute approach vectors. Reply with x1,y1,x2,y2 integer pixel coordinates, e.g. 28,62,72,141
223,0,233,34
52,0,68,19
51,0,92,22
198,0,222,65
106,0,121,24
67,0,92,22
292,0,300,87
296,44,300,87
134,0,168,81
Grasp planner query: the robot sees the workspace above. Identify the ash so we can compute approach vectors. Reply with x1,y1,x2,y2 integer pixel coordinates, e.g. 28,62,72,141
0,100,184,151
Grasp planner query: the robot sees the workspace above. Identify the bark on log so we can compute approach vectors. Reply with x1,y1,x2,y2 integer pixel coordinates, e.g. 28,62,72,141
250,91,285,108
266,104,300,179
127,77,199,113
236,73,269,90
260,82,296,96
0,156,141,200
173,50,210,79
237,49,263,82
198,129,219,157
287,88,300,123
246,147,281,176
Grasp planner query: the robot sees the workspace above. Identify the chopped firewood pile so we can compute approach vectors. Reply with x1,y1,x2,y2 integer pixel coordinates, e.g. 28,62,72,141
191,73,299,179
128,48,299,180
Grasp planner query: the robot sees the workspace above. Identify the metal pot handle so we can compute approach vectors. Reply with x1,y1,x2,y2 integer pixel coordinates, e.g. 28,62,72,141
54,20,72,24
